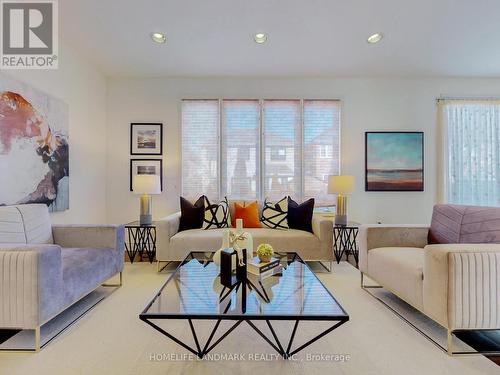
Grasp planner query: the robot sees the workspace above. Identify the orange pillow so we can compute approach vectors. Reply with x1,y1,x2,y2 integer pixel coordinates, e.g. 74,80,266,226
233,201,261,228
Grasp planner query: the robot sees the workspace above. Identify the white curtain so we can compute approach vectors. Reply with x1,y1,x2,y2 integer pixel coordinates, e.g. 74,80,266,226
439,99,500,206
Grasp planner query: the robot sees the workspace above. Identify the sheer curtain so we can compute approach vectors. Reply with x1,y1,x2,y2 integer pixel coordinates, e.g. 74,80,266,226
439,99,500,206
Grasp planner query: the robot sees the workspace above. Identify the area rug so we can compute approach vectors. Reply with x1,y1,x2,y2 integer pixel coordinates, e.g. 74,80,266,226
0,262,498,375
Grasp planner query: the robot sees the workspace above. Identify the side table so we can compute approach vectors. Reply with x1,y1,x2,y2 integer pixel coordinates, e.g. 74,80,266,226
125,221,157,263
333,222,360,267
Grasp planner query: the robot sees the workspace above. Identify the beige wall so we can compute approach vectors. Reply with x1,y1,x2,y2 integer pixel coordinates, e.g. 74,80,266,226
106,77,500,225
5,42,108,224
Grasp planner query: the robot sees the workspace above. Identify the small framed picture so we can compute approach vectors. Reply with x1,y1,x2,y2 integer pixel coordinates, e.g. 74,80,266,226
130,159,163,191
130,123,163,155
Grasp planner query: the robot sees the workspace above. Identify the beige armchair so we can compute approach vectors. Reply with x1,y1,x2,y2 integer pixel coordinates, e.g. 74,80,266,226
359,204,500,355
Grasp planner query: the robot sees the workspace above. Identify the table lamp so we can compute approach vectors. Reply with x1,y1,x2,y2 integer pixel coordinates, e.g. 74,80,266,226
133,175,161,225
328,175,354,226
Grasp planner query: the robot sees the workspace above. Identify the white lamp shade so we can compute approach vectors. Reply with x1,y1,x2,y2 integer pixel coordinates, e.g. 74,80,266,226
133,175,161,195
328,175,354,195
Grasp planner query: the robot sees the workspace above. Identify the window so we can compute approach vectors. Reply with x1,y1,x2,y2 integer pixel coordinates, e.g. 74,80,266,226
303,100,341,203
182,99,341,204
181,100,219,200
318,145,333,159
222,100,260,200
439,99,500,206
270,147,287,161
263,100,302,200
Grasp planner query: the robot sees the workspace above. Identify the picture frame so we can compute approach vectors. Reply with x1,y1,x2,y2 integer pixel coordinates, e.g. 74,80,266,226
365,131,424,192
130,123,163,155
130,159,163,192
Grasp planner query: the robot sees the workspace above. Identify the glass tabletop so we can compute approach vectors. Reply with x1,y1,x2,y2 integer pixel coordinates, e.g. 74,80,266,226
141,252,348,321
125,221,157,228
334,221,360,228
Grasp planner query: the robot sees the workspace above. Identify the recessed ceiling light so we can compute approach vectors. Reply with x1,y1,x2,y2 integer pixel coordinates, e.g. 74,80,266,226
367,33,383,44
150,32,166,44
254,32,268,44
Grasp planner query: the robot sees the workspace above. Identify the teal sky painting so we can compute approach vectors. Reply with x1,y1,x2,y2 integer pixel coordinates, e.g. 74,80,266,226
366,132,423,170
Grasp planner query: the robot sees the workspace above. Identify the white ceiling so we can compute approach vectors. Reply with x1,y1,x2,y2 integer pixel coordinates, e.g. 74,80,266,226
62,0,500,78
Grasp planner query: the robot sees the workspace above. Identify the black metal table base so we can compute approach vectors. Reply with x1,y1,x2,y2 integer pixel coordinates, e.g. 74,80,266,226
125,226,156,263
140,316,347,359
333,226,359,266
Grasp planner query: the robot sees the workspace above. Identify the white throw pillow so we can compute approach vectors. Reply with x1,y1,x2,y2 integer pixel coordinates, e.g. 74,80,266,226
261,197,289,229
203,197,231,229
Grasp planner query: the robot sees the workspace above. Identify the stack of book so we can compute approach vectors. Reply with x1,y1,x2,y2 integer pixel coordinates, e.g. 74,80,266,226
247,256,282,280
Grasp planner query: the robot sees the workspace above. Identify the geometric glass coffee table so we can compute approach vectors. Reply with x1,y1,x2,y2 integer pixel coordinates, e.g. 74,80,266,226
140,251,349,359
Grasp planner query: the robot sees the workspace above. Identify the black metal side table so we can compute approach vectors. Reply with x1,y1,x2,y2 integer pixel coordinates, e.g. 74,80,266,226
125,221,157,263
333,222,360,267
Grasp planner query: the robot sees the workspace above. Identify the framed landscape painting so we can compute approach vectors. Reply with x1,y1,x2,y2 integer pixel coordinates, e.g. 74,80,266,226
365,132,424,191
130,159,163,191
130,123,163,155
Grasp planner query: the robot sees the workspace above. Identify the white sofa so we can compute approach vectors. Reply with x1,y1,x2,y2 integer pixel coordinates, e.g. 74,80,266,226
156,210,334,266
359,204,500,354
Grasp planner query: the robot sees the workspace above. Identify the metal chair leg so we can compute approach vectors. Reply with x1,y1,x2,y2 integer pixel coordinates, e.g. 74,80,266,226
102,272,122,287
35,326,41,352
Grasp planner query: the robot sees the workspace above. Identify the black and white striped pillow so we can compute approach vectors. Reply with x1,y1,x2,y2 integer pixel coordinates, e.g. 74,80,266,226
261,197,289,229
203,197,231,229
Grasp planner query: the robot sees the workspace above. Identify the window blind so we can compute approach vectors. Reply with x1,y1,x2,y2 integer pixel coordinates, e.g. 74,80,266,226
181,100,220,200
303,100,341,204
221,100,260,200
263,100,302,200
181,99,341,205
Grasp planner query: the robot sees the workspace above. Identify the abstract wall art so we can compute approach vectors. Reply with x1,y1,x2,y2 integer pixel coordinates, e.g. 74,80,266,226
0,73,69,211
365,132,424,191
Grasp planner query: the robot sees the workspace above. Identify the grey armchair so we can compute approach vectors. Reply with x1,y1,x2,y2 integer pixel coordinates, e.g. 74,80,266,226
0,204,124,351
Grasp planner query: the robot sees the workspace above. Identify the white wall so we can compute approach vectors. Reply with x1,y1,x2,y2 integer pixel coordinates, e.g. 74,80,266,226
5,42,108,224
106,77,500,225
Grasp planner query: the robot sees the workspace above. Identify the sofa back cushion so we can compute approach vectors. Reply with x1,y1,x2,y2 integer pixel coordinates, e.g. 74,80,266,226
429,204,500,244
19,204,54,244
0,206,26,243
0,204,53,244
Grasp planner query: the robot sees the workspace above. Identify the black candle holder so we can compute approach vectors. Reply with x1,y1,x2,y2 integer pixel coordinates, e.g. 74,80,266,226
220,248,247,288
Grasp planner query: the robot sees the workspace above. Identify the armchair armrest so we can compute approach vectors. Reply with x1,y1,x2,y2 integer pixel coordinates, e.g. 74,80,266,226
52,225,125,252
423,243,500,330
359,224,429,272
312,215,334,260
0,244,63,329
156,212,181,261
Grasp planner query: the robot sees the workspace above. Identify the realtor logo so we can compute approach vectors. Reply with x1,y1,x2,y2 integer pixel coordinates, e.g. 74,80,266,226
1,0,58,69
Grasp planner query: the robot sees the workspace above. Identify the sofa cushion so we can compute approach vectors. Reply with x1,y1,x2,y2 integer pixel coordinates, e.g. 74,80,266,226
0,206,26,243
261,197,289,230
233,201,261,228
228,200,264,225
178,196,205,232
203,197,231,229
170,227,320,255
61,247,119,307
368,247,425,310
429,204,500,244
287,197,314,233
17,204,53,244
